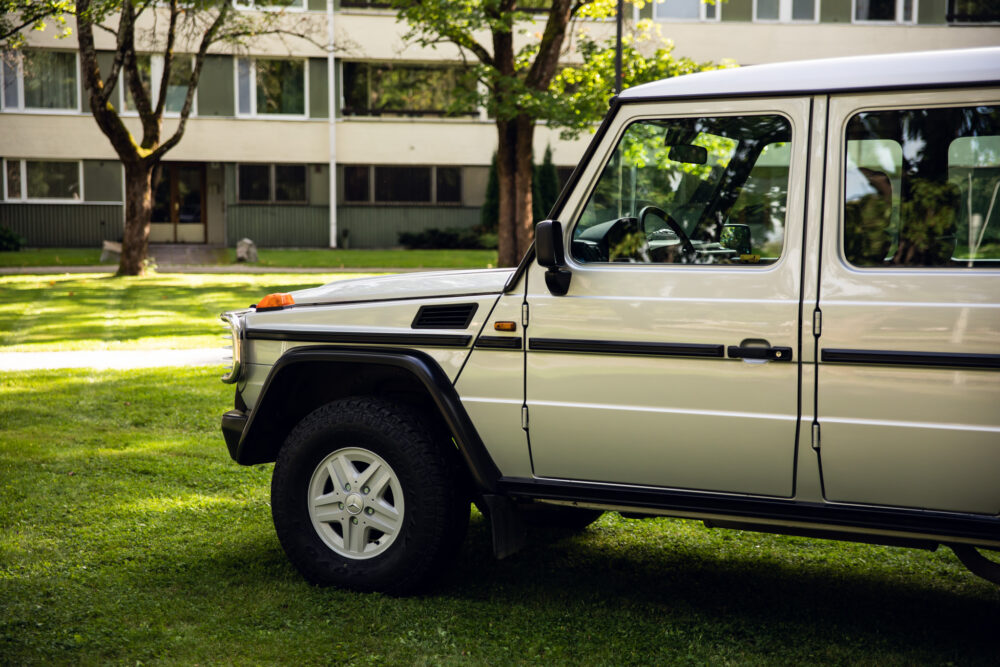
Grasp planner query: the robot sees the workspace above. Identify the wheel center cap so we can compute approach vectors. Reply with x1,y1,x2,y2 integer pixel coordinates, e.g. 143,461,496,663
345,493,364,515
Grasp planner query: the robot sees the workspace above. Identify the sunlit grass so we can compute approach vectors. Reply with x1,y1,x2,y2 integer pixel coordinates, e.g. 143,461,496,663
0,272,381,352
1,367,997,664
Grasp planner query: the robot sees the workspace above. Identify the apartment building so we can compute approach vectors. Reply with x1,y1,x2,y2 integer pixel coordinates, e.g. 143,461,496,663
1,0,997,249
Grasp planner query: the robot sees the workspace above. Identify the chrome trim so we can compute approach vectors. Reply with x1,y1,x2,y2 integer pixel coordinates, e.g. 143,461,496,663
220,312,245,384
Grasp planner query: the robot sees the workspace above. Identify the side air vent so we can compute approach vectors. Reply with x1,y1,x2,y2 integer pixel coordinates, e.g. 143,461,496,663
412,303,478,329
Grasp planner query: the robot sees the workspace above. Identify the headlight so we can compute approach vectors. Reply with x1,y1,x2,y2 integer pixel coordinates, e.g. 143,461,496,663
220,312,245,384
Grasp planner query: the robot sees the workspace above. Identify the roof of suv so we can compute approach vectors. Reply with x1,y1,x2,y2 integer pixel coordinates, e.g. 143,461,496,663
619,47,1000,101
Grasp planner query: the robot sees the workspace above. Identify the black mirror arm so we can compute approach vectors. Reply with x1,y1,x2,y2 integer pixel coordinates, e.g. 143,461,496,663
535,219,572,296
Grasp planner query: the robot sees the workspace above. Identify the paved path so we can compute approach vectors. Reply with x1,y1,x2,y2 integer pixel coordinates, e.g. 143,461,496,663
0,348,227,371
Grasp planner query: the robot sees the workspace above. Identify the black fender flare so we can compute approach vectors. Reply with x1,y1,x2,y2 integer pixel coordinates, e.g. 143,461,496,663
224,345,501,494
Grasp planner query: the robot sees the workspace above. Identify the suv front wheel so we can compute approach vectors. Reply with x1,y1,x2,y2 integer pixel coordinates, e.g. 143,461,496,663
271,397,469,594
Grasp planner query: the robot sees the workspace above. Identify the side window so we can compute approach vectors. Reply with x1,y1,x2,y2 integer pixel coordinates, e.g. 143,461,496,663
844,105,1000,268
571,114,792,266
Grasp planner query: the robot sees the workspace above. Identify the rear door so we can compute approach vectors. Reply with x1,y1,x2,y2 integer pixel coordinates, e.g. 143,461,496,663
523,97,811,497
816,89,1000,514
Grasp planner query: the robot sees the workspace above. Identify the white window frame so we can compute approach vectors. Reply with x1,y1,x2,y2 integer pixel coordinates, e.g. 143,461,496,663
119,54,198,117
852,0,917,24
235,57,309,119
753,0,820,23
0,50,81,115
652,0,721,22
3,158,84,203
234,0,306,12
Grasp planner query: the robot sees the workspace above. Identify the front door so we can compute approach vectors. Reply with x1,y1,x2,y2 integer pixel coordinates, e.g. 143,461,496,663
524,98,811,497
151,163,206,243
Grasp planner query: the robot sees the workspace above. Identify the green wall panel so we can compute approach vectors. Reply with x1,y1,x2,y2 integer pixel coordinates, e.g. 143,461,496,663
821,0,852,23
227,205,329,246
309,58,329,119
0,203,123,246
83,160,122,202
721,0,753,22
337,206,480,248
198,56,234,117
919,0,945,24
308,0,326,11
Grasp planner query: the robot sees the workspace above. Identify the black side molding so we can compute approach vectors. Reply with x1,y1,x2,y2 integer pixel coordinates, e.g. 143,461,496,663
246,328,472,348
499,477,1000,545
530,338,724,358
822,348,1000,370
231,346,501,494
475,336,523,350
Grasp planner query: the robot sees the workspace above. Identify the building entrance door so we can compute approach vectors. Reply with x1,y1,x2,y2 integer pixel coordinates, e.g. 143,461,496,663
151,163,206,243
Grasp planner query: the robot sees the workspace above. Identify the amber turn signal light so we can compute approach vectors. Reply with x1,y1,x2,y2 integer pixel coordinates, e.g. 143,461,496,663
494,321,517,332
257,292,295,310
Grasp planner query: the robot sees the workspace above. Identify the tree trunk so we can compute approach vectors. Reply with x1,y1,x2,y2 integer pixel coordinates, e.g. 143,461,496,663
119,161,154,276
495,115,536,267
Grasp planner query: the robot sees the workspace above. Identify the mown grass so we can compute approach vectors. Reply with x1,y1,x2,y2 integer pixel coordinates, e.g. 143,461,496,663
0,248,104,267
2,367,997,665
0,248,498,269
0,273,378,352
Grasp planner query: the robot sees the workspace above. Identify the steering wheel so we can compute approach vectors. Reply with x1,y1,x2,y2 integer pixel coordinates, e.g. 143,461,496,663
637,205,695,256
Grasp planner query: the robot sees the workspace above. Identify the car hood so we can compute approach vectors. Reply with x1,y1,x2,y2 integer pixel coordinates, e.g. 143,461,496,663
290,268,515,306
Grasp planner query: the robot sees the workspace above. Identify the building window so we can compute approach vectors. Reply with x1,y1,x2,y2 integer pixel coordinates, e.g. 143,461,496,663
948,0,1000,22
436,167,462,203
344,165,464,205
237,58,306,117
3,159,81,201
238,164,307,203
853,0,915,23
341,62,478,117
123,54,196,115
755,0,817,21
0,50,79,112
344,165,370,202
653,0,719,21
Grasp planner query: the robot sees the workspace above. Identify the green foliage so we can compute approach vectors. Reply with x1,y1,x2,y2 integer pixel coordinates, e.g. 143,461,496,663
0,225,26,252
398,227,496,250
534,144,560,221
549,19,734,140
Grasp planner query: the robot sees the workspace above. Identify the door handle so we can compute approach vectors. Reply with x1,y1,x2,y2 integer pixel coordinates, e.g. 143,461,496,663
728,339,792,362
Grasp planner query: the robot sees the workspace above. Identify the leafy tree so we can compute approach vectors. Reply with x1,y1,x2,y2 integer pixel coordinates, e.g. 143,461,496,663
392,0,726,266
481,151,500,232
1,0,315,275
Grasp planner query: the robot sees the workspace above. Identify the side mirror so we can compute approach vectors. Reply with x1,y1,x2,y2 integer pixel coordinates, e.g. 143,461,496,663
534,220,572,296
720,223,752,256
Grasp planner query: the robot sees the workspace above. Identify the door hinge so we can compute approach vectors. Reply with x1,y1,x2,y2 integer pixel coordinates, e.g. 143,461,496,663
521,303,529,327
812,309,822,337
811,422,821,450
521,405,529,430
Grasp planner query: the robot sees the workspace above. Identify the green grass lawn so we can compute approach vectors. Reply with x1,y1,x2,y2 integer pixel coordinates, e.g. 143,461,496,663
1,367,997,665
0,273,379,352
0,248,498,270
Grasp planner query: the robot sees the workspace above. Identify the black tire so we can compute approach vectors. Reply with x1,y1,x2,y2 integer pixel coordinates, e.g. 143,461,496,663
271,397,469,595
518,502,603,531
951,545,1000,586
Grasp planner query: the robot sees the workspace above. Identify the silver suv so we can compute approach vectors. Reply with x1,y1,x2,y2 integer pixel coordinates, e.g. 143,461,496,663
221,48,1000,593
